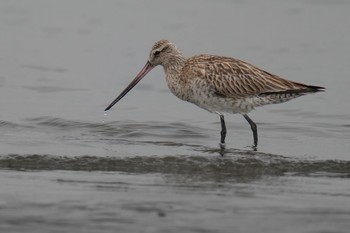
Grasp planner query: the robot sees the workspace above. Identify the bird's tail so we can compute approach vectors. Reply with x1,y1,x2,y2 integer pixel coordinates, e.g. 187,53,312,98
257,84,325,105
260,84,325,96
302,85,325,93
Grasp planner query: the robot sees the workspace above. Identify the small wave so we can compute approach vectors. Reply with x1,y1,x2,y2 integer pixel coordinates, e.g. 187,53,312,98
0,120,22,128
26,116,209,139
1,154,349,181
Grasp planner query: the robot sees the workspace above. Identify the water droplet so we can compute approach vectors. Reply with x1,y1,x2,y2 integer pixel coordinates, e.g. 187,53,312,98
102,111,108,123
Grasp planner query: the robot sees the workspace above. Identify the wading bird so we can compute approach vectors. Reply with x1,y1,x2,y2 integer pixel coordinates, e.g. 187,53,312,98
105,40,324,150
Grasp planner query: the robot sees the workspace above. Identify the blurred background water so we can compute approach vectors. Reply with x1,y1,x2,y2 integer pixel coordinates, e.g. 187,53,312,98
0,0,350,232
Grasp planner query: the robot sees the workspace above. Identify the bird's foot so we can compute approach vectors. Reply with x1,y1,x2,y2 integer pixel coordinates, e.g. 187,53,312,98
252,141,258,151
245,144,258,151
252,145,257,151
219,142,226,150
219,143,226,156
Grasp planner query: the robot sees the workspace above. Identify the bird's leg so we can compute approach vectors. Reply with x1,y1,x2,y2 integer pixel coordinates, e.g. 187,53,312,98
219,114,227,150
243,114,258,148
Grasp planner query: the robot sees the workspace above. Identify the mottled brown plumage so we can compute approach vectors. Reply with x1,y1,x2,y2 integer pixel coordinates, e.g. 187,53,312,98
186,55,319,97
105,39,325,150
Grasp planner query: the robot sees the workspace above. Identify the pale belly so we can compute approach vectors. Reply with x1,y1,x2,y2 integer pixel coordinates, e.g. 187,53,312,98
189,93,259,114
187,91,303,114
166,76,301,115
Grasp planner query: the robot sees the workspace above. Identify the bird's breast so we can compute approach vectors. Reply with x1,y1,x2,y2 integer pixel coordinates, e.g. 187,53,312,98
166,79,191,101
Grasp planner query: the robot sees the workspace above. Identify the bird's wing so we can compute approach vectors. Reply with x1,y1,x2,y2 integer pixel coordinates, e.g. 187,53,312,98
184,55,309,98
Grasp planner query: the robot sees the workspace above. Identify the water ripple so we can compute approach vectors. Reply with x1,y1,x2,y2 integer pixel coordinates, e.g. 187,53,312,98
1,116,349,161
0,120,23,129
0,154,349,181
26,117,208,139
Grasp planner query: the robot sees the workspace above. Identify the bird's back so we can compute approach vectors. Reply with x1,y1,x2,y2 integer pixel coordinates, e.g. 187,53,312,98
178,54,324,113
185,55,322,94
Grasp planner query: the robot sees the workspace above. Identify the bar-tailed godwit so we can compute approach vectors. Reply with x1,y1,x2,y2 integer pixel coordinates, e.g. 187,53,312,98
105,40,324,149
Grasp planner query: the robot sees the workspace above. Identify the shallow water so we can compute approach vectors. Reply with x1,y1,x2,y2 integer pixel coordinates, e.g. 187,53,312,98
1,0,350,232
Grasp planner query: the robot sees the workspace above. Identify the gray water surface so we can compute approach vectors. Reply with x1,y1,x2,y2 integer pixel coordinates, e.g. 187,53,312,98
1,0,350,232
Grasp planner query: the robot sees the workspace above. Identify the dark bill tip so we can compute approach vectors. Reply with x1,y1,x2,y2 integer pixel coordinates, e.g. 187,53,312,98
105,61,154,111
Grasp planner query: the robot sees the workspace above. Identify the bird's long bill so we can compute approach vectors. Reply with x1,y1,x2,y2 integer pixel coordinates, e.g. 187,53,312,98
105,61,154,111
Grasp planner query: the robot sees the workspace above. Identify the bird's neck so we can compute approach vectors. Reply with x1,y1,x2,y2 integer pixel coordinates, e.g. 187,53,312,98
162,54,189,101
162,54,186,77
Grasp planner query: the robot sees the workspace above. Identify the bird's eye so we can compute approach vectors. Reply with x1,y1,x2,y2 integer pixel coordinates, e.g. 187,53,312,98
154,50,161,56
